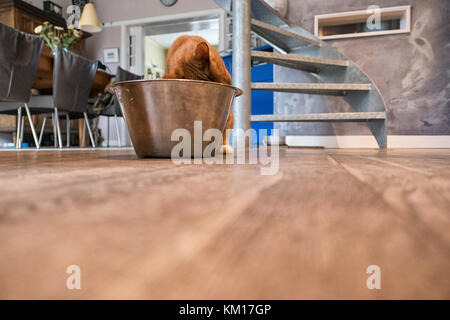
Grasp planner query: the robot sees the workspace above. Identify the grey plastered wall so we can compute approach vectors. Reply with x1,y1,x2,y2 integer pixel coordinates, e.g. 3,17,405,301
274,0,449,136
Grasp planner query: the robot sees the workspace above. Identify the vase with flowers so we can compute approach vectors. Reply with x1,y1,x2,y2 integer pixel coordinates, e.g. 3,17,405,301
34,22,83,53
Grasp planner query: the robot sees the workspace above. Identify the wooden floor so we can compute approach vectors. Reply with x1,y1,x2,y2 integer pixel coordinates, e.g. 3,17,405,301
0,148,449,299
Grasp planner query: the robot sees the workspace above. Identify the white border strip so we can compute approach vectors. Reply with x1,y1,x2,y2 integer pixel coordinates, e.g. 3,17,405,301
388,136,450,149
285,136,450,149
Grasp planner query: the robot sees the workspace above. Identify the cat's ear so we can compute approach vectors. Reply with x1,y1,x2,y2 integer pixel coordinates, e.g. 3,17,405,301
195,42,210,61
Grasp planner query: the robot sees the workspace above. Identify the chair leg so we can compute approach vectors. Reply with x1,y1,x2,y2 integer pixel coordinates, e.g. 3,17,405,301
93,117,99,147
24,103,40,149
83,112,96,148
81,120,86,148
19,115,25,149
16,107,22,149
114,114,121,147
54,108,63,149
39,115,47,147
66,114,70,147
52,113,57,148
107,117,110,148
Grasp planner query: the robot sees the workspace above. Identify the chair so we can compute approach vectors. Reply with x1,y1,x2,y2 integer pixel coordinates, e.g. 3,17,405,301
30,46,98,148
0,22,44,149
101,66,143,147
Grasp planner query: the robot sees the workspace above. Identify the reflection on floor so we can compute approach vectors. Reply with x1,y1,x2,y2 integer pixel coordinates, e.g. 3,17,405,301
0,148,449,299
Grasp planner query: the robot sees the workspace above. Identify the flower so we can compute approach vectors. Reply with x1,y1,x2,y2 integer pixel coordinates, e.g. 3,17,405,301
34,25,42,33
35,22,81,53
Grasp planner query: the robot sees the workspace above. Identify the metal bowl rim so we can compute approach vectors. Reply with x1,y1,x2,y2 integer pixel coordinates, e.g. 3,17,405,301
112,78,243,97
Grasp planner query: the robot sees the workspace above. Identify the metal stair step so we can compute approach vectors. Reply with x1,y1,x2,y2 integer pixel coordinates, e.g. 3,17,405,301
251,112,386,123
251,51,348,73
252,82,371,96
213,0,387,149
251,19,321,52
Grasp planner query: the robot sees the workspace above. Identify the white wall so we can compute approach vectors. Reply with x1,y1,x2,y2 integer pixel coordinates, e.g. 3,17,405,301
145,36,167,75
92,0,220,24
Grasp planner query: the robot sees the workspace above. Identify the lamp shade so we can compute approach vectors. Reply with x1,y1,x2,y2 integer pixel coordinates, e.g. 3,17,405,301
79,3,102,33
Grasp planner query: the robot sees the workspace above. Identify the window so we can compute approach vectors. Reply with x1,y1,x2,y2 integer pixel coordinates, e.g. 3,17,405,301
129,35,136,67
314,6,411,40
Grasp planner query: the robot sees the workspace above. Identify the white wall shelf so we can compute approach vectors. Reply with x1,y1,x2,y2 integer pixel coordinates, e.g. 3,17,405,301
314,5,411,40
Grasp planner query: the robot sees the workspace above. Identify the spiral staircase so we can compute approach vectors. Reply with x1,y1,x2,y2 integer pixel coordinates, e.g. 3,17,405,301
214,0,387,148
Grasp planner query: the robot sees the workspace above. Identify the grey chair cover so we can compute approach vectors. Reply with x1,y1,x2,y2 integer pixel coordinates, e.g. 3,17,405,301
53,46,98,117
102,66,143,117
0,22,43,103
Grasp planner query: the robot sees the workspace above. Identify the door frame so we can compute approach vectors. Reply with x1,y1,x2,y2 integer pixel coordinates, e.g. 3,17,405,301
103,9,227,76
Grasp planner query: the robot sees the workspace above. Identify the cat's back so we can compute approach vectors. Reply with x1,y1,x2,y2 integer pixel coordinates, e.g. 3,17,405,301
166,35,204,60
165,35,231,85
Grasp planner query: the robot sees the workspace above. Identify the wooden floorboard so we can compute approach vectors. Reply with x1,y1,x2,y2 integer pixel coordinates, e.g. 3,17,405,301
0,148,448,299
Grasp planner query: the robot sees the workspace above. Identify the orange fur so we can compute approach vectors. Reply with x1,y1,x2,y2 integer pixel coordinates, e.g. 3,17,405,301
163,35,234,149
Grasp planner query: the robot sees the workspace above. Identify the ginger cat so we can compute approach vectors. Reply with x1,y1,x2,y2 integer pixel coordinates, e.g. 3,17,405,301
163,35,233,153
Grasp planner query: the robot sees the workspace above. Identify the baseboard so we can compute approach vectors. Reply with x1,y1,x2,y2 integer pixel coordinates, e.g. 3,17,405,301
284,136,450,149
100,141,123,148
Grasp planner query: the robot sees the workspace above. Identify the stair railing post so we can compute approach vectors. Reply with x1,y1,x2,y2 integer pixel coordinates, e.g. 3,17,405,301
232,0,252,148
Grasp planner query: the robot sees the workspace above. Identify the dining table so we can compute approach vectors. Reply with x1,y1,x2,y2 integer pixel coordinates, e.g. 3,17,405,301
33,50,113,97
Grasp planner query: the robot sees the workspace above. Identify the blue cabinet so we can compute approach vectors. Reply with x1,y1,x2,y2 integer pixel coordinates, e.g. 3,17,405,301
222,45,274,145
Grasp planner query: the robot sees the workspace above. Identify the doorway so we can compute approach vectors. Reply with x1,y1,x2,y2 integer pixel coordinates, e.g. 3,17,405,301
127,9,227,78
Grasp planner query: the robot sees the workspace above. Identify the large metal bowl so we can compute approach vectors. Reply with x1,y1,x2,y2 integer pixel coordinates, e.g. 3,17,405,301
113,79,242,158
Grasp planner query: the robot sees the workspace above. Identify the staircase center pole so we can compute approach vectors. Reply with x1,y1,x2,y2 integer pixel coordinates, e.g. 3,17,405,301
232,0,252,148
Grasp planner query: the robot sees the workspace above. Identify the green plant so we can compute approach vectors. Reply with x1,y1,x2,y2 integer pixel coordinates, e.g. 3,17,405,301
34,22,82,53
